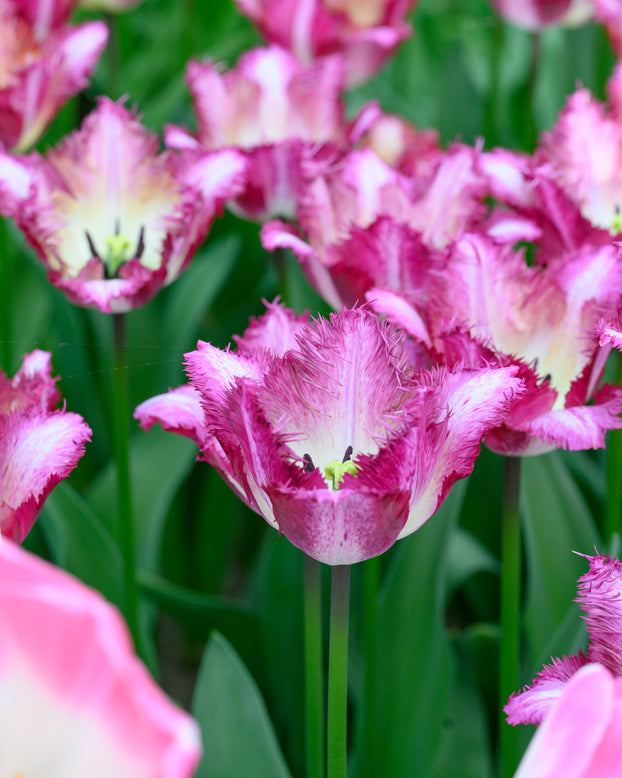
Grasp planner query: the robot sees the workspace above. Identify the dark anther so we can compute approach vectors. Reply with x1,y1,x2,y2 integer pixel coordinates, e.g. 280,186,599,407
303,453,315,472
616,204,621,215
114,217,121,235
85,231,100,259
135,226,145,260
342,445,353,463
543,373,552,383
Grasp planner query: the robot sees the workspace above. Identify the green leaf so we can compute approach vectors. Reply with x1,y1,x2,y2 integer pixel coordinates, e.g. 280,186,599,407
446,525,500,599
87,428,197,572
522,450,601,674
193,632,293,778
38,481,124,609
353,481,467,778
138,571,261,649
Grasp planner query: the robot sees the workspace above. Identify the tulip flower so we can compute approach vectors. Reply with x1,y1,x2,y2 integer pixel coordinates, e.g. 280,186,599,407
506,554,622,726
0,349,91,542
262,147,487,309
232,0,416,86
136,302,522,565
490,0,593,30
0,537,201,776
165,46,377,221
0,0,108,151
539,74,622,237
0,97,246,312
368,233,622,455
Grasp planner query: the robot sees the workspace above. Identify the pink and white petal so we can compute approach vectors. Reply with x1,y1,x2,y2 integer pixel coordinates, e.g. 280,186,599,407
365,288,431,347
0,409,91,542
164,124,202,150
267,486,410,564
234,299,309,357
260,308,415,471
0,349,60,413
134,385,207,447
505,653,588,726
513,664,613,778
15,22,109,152
185,340,264,412
516,394,622,451
340,23,412,86
596,315,622,350
0,539,201,776
400,365,523,538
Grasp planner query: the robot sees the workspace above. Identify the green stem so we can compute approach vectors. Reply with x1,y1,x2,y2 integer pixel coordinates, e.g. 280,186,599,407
0,217,12,374
327,564,350,778
304,556,325,778
112,313,139,649
499,456,522,778
363,555,379,739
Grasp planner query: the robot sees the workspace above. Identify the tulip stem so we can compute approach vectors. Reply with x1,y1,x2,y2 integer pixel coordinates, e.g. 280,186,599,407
327,564,350,778
304,556,325,778
112,313,139,651
499,455,522,778
363,555,379,741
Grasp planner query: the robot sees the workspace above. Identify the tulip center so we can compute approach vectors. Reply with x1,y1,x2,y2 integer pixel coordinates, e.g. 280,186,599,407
612,205,622,235
304,445,360,490
85,224,145,278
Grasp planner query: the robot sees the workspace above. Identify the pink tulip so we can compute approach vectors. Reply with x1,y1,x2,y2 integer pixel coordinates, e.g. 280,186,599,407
0,537,201,775
165,46,377,221
0,0,107,151
490,0,593,30
233,0,416,85
0,350,91,542
136,303,523,565
0,97,246,312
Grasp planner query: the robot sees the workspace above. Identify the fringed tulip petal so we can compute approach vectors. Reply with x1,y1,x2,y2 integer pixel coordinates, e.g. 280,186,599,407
577,555,622,676
0,539,201,776
505,653,589,725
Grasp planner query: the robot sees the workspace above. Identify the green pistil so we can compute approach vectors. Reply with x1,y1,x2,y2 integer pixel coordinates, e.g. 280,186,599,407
324,459,360,490
105,233,132,276
612,213,622,235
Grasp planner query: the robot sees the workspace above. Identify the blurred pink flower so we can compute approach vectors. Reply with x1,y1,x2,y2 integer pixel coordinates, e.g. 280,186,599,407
0,0,108,151
233,0,416,85
513,663,622,778
490,0,593,30
0,349,91,542
165,46,377,221
262,146,487,308
539,74,622,236
0,537,201,775
0,97,246,312
507,555,622,726
370,233,622,455
136,302,522,565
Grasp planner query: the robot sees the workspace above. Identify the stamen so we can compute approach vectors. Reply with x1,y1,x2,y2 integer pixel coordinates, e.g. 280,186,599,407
303,453,315,472
85,231,100,259
342,445,353,463
135,226,145,260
